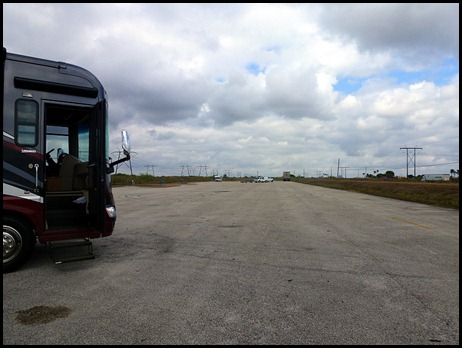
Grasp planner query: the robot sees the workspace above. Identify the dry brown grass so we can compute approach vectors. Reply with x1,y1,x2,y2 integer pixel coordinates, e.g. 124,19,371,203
111,174,459,209
293,178,459,210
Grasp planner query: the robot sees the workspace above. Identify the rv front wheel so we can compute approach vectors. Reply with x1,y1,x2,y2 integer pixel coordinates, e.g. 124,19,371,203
3,217,35,273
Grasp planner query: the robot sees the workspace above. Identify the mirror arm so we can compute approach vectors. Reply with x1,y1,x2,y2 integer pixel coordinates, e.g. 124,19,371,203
110,154,130,168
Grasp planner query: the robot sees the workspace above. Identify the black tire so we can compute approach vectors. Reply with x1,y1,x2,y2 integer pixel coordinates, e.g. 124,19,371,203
3,217,36,273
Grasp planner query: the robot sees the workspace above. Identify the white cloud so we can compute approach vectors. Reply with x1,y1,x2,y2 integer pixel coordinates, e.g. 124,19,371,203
3,3,459,177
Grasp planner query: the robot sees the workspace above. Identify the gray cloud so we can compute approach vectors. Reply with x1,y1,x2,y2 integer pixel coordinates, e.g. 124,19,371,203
3,3,459,177
317,4,459,62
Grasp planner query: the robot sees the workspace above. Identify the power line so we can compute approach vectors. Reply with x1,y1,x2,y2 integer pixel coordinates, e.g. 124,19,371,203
400,146,422,177
144,165,155,175
339,166,350,178
111,149,136,175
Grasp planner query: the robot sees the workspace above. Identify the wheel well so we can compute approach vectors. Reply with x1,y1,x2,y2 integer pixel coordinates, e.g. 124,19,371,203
3,211,37,238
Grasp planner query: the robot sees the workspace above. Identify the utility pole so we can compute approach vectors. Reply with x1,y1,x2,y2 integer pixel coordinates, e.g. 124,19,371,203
400,147,422,177
145,165,155,175
112,149,135,175
339,166,350,178
111,150,123,174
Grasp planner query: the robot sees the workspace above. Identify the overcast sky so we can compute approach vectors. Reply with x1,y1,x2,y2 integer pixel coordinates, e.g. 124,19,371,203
3,3,459,178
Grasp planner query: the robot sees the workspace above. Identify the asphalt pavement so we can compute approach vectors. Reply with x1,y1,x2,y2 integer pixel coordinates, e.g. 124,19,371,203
3,181,459,344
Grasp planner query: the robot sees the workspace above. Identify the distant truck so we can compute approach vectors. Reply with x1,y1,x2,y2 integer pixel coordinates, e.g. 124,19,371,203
283,171,291,181
214,175,222,182
421,174,450,182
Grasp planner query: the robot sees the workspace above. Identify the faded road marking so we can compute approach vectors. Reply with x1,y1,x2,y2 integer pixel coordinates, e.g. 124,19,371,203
391,217,433,230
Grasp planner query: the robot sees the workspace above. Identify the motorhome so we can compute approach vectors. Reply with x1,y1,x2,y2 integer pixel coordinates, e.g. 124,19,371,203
3,48,131,272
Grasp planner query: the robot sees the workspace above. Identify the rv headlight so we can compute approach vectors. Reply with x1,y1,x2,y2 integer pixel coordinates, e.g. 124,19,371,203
105,205,116,218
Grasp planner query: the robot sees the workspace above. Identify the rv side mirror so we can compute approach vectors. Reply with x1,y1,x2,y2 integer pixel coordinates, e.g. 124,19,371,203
108,129,131,173
121,130,131,156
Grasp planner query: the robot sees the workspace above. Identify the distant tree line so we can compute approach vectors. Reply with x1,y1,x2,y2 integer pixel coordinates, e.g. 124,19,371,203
365,170,396,179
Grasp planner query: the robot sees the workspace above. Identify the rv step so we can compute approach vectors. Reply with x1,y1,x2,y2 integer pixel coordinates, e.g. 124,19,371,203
52,254,95,265
48,238,95,264
48,239,92,249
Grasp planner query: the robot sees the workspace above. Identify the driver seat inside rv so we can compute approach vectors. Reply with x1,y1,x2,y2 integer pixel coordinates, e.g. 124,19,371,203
58,154,81,191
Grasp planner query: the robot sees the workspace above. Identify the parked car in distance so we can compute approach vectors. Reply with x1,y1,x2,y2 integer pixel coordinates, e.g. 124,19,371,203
214,175,222,182
254,176,273,183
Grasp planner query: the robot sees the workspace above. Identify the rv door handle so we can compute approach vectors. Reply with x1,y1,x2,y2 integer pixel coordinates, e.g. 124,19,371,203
34,163,40,192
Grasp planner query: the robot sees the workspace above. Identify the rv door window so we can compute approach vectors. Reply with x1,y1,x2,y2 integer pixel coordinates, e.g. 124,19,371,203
15,99,39,146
